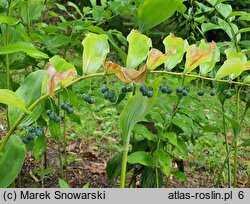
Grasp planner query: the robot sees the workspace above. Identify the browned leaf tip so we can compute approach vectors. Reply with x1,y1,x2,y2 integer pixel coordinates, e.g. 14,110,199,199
47,64,77,98
187,41,216,68
103,61,147,84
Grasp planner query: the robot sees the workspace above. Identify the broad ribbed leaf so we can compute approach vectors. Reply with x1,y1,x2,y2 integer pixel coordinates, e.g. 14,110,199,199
128,151,154,167
154,149,171,176
201,23,221,33
119,77,162,142
184,41,216,74
199,40,220,75
0,136,26,188
0,14,19,25
0,42,49,59
0,89,30,114
163,33,188,71
215,58,245,79
137,0,183,31
82,33,109,74
126,29,152,68
8,70,46,127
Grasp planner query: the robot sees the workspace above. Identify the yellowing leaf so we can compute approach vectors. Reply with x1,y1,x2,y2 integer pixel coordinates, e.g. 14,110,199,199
199,40,220,75
215,58,245,79
184,41,216,74
126,29,152,68
103,61,147,84
146,48,173,71
47,64,77,98
163,33,188,70
82,33,109,74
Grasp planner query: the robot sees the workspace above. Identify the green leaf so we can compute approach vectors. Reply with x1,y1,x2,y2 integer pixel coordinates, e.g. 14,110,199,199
215,58,245,79
161,132,178,146
128,151,154,167
82,33,109,74
8,70,46,128
163,33,188,71
48,121,62,141
119,77,162,142
154,149,171,176
49,55,75,72
243,75,250,84
236,27,250,35
126,29,152,68
173,171,187,181
201,23,221,33
0,135,26,188
134,124,158,142
0,89,30,114
216,108,241,136
0,14,19,25
0,42,49,59
33,136,47,161
59,179,71,188
106,152,123,181
137,0,183,31
215,3,232,19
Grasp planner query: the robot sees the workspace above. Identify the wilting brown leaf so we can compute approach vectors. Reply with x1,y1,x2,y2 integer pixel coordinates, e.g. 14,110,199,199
103,61,147,84
147,48,174,71
184,41,216,74
47,64,77,98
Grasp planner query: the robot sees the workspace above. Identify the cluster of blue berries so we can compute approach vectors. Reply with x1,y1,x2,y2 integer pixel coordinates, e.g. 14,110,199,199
159,84,173,94
139,85,153,98
82,93,95,104
22,125,44,144
46,109,62,123
121,85,133,93
101,86,117,103
175,86,190,96
60,103,74,114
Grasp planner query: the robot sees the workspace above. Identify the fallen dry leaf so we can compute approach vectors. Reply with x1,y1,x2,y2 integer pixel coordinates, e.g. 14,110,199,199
103,61,147,84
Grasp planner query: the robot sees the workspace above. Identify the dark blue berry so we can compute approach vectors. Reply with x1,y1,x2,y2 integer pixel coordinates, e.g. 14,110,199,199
166,87,173,94
121,86,127,93
210,90,216,96
176,86,183,93
182,89,188,96
54,116,62,123
46,109,52,116
126,86,133,92
67,107,74,114
146,90,153,98
88,97,95,104
223,90,232,99
109,96,117,103
101,86,109,94
61,103,68,110
27,134,36,141
28,125,35,133
35,129,43,137
22,137,29,144
160,86,168,93
139,86,147,93
197,89,204,96
49,113,56,121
